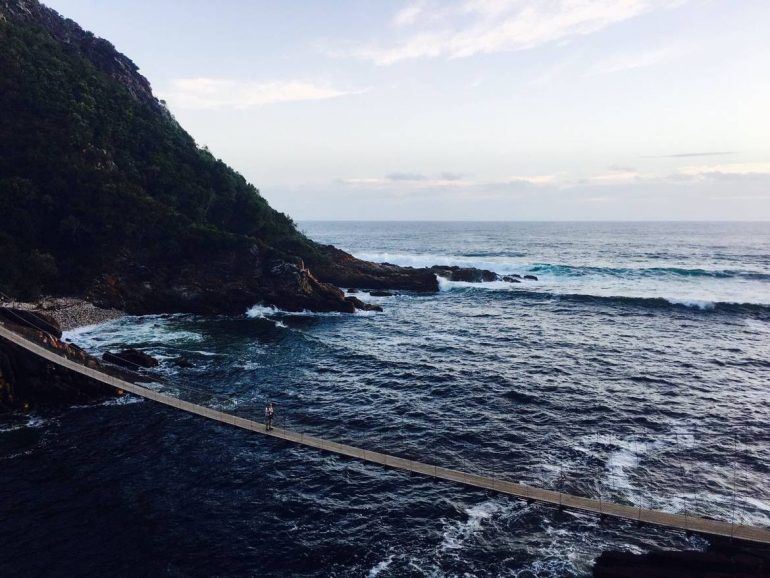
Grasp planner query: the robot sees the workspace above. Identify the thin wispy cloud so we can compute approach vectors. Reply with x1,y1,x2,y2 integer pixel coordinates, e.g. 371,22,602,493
646,151,737,158
337,0,678,65
162,78,365,110
587,46,675,75
340,172,474,189
678,162,770,176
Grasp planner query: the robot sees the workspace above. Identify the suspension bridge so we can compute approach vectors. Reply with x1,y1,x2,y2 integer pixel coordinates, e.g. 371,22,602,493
1,318,769,545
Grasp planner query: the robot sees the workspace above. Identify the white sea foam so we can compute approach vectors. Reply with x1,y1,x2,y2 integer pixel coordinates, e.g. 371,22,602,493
665,298,716,310
356,250,770,307
354,251,529,276
440,499,502,553
246,304,380,319
367,554,394,578
65,315,203,353
437,276,516,292
0,414,48,433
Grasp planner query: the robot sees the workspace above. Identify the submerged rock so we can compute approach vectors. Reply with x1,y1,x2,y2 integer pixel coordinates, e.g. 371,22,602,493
523,274,539,281
103,348,159,369
430,266,498,283
368,290,394,297
170,356,194,369
344,296,382,312
502,276,521,283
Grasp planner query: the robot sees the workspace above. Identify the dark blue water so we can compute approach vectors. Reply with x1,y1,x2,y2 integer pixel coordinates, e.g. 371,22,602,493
2,222,770,577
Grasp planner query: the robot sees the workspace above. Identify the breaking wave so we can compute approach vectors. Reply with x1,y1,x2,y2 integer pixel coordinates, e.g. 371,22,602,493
357,251,769,281
438,281,770,316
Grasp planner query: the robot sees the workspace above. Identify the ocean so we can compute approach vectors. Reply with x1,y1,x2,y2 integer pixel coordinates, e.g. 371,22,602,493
2,221,769,577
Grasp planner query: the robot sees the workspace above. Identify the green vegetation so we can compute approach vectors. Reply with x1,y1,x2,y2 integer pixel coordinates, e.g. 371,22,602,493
0,16,309,299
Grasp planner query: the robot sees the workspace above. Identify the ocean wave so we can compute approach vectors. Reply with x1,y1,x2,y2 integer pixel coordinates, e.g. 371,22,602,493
246,304,380,319
440,499,503,554
438,280,770,315
529,263,770,281
356,251,770,281
64,315,204,352
0,414,47,434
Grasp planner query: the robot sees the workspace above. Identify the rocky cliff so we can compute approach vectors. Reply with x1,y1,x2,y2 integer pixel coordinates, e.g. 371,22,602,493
0,308,119,409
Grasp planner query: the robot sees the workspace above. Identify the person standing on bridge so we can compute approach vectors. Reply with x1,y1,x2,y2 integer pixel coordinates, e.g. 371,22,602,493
265,401,274,431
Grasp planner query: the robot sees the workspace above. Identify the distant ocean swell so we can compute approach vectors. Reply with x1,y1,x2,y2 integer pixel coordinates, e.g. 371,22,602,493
497,288,770,316
355,252,770,281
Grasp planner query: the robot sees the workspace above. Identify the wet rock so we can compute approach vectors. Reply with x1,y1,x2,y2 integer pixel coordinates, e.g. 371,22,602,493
0,313,119,410
306,244,439,293
170,356,194,369
430,266,499,283
368,290,394,297
0,307,62,338
89,247,367,316
502,276,521,283
344,296,382,312
523,274,538,281
347,288,359,294
103,348,159,369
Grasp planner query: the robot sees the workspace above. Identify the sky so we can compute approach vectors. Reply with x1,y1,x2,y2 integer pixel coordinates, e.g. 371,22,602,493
45,0,770,220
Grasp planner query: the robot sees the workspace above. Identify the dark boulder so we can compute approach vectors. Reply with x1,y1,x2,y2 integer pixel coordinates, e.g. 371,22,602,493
170,356,194,369
344,296,382,312
430,266,499,283
368,290,394,297
103,348,159,369
0,317,119,410
502,276,521,283
0,308,62,338
523,275,539,281
347,288,359,294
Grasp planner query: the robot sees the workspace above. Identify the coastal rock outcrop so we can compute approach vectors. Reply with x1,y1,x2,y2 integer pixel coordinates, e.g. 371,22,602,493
305,245,440,292
430,266,499,283
0,308,119,410
86,246,378,315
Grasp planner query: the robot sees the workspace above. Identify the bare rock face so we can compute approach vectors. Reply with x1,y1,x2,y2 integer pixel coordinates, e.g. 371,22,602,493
87,245,371,315
0,308,119,410
306,244,440,292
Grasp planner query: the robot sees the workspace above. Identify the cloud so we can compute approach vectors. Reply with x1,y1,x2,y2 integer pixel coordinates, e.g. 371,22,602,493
587,46,674,75
340,172,474,190
339,0,675,65
392,0,434,27
678,162,770,177
385,172,428,181
645,151,737,158
161,78,365,110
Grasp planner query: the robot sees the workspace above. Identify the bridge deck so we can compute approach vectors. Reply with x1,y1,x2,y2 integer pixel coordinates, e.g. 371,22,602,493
2,323,769,544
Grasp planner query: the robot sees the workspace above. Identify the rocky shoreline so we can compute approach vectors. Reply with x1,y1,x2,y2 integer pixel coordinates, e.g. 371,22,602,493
0,297,124,331
0,306,123,410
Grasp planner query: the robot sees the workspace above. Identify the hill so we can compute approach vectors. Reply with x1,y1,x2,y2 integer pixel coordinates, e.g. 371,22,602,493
0,0,437,314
